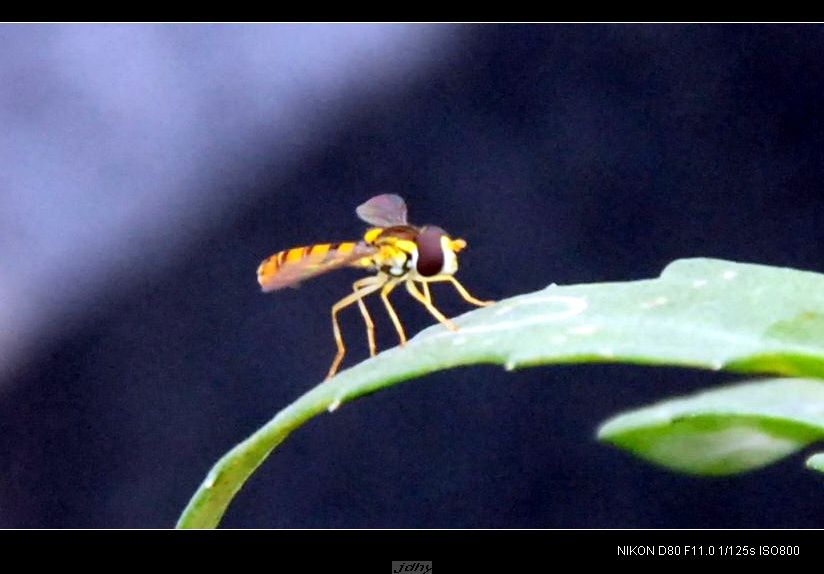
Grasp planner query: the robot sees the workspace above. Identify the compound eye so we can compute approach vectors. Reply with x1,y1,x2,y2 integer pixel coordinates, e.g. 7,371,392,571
415,226,446,277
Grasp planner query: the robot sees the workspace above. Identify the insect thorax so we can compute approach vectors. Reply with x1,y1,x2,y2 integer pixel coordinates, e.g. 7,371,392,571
365,226,418,278
373,241,416,278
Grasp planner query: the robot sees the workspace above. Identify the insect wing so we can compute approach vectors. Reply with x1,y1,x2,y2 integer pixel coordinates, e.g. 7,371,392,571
257,242,376,292
355,194,408,227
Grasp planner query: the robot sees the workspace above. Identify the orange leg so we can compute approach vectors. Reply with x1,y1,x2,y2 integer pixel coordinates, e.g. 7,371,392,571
352,277,381,357
327,278,386,380
406,280,458,332
380,279,407,346
429,275,495,307
421,281,432,305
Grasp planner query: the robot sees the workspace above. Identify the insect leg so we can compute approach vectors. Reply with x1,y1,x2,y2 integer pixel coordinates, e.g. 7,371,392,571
352,276,383,357
439,275,495,307
405,280,459,332
327,279,386,380
380,279,407,346
421,281,432,305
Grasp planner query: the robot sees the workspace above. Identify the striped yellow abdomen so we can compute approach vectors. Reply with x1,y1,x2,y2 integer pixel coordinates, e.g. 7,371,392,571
256,241,368,290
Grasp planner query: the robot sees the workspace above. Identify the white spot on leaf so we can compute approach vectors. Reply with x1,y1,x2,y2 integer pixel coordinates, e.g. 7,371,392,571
692,279,707,288
642,296,669,309
723,270,737,280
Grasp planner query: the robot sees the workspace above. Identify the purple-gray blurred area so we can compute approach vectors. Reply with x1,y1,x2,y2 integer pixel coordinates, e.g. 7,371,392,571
0,24,452,381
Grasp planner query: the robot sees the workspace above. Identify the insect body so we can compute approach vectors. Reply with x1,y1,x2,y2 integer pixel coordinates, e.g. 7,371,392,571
257,194,494,379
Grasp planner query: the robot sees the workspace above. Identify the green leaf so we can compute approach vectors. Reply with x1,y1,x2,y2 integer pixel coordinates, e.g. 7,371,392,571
598,378,824,475
806,453,824,473
177,258,824,527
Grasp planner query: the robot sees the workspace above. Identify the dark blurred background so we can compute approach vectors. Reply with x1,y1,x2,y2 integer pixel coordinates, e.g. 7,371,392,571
2,24,823,528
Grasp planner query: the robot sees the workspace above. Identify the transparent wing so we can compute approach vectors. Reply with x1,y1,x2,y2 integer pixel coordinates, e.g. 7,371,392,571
257,242,377,292
356,194,408,227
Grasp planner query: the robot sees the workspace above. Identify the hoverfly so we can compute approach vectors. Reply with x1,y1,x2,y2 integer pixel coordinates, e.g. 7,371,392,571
257,194,494,379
